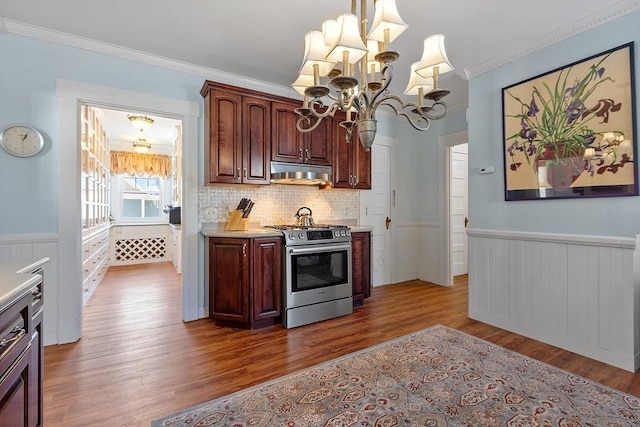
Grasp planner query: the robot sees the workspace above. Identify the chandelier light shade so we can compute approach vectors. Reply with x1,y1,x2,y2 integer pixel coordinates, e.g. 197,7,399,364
415,34,454,77
292,0,454,151
326,13,368,68
127,114,155,132
366,0,408,46
299,31,336,78
132,137,151,153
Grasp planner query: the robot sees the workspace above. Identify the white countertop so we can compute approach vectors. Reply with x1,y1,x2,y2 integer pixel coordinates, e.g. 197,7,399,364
200,223,282,238
200,223,373,238
0,258,48,312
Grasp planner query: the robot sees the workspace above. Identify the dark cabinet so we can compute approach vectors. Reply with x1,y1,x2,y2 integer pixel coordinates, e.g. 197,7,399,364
201,82,271,184
351,231,372,307
271,101,333,166
209,237,282,329
0,288,34,427
332,112,372,189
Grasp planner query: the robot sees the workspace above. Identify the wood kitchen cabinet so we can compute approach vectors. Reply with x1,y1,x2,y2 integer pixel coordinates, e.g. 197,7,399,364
0,272,43,427
351,231,372,307
208,237,282,329
332,112,372,189
201,82,271,184
271,100,333,166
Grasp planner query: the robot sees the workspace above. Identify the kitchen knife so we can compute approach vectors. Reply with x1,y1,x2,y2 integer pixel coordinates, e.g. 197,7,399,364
236,198,249,211
242,201,254,218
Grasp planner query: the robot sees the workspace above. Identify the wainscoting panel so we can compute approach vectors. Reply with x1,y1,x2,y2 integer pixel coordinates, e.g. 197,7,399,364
0,234,59,346
468,229,639,372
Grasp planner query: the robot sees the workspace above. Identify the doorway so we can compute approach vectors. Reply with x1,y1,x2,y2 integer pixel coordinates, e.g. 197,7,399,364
80,105,183,306
438,130,469,287
56,80,199,344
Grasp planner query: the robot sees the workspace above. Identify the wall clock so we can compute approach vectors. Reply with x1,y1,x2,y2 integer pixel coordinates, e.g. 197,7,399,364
0,124,45,157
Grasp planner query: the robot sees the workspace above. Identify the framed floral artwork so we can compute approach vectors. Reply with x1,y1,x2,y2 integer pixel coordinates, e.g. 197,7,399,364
502,42,637,201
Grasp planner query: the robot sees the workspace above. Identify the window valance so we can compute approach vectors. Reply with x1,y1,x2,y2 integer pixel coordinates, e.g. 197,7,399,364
109,151,172,179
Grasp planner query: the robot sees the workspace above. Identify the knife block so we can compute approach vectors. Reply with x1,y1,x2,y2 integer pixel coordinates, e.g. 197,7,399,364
225,210,249,231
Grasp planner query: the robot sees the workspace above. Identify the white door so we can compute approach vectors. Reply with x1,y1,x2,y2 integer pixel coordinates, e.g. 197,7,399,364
360,137,394,286
450,143,468,277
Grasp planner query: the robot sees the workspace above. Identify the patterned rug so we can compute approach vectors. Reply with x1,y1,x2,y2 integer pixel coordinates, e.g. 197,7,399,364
152,325,639,426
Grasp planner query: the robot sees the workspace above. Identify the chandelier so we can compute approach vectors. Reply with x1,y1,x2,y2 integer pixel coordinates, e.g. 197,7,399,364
132,137,151,153
127,114,155,132
292,0,454,151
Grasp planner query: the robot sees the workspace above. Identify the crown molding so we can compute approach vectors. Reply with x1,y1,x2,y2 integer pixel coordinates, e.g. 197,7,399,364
464,1,640,79
0,17,295,98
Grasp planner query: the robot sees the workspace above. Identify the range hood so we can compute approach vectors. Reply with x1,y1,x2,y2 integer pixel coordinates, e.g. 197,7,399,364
270,161,332,186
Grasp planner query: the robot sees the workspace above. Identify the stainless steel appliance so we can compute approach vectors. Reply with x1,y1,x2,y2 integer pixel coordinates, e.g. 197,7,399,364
264,224,352,328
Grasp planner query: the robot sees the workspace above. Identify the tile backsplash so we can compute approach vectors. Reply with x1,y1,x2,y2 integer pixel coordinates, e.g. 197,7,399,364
198,184,360,226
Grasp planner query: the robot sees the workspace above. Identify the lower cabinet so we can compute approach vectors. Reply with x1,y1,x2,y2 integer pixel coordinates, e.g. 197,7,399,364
351,231,372,307
208,237,282,329
0,278,43,427
170,225,182,274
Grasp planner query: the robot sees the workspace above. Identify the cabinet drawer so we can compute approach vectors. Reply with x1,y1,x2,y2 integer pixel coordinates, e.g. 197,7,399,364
0,293,30,376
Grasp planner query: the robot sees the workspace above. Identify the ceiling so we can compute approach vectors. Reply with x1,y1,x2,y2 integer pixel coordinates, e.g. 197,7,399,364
1,0,636,145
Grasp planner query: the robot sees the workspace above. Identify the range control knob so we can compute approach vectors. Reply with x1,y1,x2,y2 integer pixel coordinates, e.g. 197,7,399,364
288,233,295,240
340,230,346,236
298,232,305,239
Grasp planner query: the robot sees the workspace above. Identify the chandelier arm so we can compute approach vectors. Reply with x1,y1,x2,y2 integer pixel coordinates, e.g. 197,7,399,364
379,101,433,132
296,115,326,133
368,62,394,109
307,100,339,120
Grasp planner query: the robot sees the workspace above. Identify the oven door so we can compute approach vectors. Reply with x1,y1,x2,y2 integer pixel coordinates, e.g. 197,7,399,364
284,242,352,309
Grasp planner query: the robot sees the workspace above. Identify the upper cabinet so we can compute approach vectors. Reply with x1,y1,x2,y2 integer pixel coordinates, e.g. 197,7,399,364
271,100,332,166
201,82,271,185
332,111,371,189
200,80,370,189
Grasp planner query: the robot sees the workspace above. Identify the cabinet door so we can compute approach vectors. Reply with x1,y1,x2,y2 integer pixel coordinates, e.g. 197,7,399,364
29,309,43,427
271,101,304,163
0,349,29,427
352,135,372,189
332,111,354,188
206,89,242,183
351,232,371,307
242,97,271,184
305,113,333,166
251,238,282,321
209,238,249,323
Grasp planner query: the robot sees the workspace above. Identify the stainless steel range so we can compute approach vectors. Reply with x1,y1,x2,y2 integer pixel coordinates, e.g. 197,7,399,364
264,224,353,328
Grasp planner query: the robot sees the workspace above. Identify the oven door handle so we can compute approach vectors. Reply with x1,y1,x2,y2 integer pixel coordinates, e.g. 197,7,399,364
288,243,351,255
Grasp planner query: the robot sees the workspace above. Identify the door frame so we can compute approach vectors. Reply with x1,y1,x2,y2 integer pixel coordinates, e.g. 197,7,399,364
437,130,469,287
56,80,199,343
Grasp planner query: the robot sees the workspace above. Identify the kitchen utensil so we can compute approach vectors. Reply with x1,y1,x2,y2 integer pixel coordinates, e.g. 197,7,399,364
295,206,315,227
242,201,254,218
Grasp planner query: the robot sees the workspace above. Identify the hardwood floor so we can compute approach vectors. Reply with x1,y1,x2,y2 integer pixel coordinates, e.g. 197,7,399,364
43,263,640,426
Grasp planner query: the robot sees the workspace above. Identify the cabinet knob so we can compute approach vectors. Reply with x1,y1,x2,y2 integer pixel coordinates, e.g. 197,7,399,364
243,168,247,178
305,149,309,161
299,148,303,160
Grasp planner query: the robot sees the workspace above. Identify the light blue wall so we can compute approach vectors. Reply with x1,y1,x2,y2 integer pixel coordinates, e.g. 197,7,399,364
374,108,468,226
0,33,205,235
468,11,640,238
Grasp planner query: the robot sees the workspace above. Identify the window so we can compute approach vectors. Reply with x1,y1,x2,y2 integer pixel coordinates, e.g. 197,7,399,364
120,175,162,220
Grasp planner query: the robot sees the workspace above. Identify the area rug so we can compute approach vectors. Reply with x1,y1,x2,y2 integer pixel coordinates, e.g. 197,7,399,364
152,325,640,426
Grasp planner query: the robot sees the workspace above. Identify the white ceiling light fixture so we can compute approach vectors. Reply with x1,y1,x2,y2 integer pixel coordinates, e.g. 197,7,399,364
132,137,151,153
127,114,155,132
293,0,454,151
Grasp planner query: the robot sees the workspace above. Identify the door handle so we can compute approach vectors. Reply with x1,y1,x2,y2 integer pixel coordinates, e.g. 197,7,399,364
464,216,469,228
385,217,391,229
